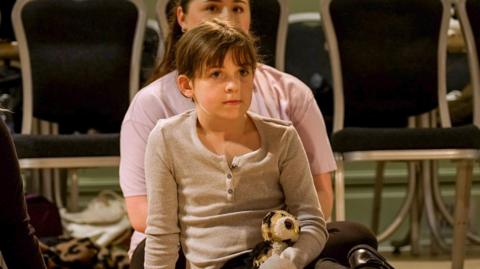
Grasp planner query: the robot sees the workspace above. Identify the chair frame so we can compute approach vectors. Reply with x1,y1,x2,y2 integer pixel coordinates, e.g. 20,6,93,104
156,0,289,71
146,18,164,67
321,0,479,268
12,0,147,210
288,12,320,24
433,0,480,244
455,0,480,124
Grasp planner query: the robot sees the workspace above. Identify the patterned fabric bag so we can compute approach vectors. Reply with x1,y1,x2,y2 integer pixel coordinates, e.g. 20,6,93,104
40,237,129,269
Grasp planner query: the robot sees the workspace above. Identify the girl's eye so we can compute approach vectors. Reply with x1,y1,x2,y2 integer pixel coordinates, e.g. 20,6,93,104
233,6,244,13
239,68,250,76
210,71,221,78
205,5,219,12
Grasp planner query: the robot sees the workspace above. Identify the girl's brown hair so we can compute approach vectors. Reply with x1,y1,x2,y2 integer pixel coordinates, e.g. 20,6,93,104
146,0,253,84
175,19,257,79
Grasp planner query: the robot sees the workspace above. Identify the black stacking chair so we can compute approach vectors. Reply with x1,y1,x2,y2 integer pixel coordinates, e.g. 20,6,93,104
285,12,333,133
321,0,480,268
156,0,288,70
11,0,146,210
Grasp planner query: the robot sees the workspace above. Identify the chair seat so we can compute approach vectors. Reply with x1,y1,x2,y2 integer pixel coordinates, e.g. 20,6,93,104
332,125,480,153
13,133,119,158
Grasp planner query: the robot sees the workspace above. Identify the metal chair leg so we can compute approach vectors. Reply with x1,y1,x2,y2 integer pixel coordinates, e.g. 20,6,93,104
422,160,449,251
53,168,64,209
334,156,346,221
377,162,416,242
410,162,422,255
372,161,385,234
67,168,80,212
41,169,53,201
391,162,421,255
451,160,473,269
432,161,480,244
390,162,420,255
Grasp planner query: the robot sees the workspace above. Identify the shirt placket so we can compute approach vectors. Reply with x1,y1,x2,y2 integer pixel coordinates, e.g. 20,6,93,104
225,159,240,201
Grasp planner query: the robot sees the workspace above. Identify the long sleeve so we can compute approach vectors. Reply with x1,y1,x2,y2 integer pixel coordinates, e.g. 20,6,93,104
278,126,329,268
144,124,181,269
0,120,46,269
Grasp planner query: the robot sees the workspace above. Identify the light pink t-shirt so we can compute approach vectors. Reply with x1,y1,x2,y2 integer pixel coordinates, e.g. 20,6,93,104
120,64,336,254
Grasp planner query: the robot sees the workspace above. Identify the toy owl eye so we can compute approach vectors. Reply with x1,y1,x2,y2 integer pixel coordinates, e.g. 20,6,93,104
285,219,293,230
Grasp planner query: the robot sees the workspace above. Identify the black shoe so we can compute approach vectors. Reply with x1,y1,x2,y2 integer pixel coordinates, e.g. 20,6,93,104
347,244,395,269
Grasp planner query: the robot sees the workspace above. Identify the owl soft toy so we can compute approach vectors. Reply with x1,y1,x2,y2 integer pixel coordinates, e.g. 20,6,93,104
250,210,300,269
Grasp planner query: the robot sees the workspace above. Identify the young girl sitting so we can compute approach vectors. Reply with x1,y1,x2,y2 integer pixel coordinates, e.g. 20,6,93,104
144,19,328,269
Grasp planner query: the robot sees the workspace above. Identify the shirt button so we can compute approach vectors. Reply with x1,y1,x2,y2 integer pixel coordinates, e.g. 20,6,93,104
227,173,232,179
228,189,233,194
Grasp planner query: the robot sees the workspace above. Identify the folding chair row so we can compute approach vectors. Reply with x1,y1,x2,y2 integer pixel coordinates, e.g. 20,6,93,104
321,0,480,268
11,0,147,210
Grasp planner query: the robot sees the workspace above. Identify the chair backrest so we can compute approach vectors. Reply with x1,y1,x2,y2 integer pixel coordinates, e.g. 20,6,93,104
0,0,16,41
321,0,452,132
286,12,333,134
156,0,288,70
13,0,146,134
466,0,480,61
141,19,162,85
456,0,480,126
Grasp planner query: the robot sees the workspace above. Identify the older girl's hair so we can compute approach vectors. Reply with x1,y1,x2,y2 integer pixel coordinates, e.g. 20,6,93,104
146,0,253,84
175,19,258,79
146,0,185,83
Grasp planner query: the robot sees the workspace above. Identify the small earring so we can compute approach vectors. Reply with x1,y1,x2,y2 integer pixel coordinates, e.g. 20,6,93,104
181,27,187,33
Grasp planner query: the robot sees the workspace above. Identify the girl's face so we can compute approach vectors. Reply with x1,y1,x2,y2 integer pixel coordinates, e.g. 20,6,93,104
177,0,251,34
178,50,254,121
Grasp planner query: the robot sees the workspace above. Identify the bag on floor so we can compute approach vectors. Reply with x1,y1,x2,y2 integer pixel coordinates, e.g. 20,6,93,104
40,237,129,269
26,194,63,237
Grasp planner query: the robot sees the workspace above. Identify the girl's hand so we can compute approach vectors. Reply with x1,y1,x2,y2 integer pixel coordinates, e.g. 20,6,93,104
259,255,297,269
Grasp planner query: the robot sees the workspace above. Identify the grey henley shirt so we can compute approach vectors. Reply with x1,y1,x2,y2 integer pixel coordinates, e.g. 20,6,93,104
144,110,328,269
